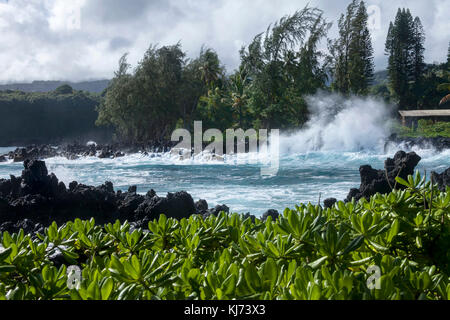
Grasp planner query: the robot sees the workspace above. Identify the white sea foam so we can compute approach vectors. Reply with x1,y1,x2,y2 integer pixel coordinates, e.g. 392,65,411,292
1,93,449,216
280,92,392,154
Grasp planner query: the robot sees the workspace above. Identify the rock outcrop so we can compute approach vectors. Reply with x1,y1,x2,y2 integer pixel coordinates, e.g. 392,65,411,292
385,135,450,152
432,168,450,192
0,160,199,234
346,151,422,202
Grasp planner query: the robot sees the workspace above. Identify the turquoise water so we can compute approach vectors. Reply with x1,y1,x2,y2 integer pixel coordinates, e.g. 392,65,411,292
1,145,449,216
2,95,449,216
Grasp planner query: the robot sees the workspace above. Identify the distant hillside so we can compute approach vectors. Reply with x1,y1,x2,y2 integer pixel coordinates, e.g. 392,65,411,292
372,70,388,86
0,80,110,93
0,89,112,146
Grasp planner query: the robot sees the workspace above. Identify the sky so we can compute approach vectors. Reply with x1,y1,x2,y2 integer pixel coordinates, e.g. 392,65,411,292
0,0,448,84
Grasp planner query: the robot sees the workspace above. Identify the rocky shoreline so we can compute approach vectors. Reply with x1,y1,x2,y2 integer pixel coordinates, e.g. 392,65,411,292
0,159,252,234
324,151,449,208
385,135,450,152
0,141,176,163
1,136,449,164
0,150,449,235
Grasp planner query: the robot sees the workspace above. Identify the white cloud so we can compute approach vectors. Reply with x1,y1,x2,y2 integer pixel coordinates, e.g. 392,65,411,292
0,0,448,83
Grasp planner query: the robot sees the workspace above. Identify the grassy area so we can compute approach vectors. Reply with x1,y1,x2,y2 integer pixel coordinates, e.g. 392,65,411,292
0,172,449,300
393,119,450,138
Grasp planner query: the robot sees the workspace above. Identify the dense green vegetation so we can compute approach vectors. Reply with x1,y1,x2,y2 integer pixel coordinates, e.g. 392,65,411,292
0,2,448,145
393,120,450,138
97,6,333,141
97,3,449,143
1,173,449,300
385,9,425,109
0,85,111,146
329,0,374,95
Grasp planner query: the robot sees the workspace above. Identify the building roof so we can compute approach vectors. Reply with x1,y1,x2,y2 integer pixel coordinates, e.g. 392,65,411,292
399,110,450,117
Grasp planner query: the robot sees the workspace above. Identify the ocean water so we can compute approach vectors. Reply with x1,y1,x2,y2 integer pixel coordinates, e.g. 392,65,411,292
1,93,449,216
1,146,449,217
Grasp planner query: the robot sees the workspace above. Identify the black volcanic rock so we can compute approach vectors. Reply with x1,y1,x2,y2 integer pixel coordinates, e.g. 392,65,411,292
346,151,422,202
195,199,209,215
135,191,196,221
0,160,200,234
323,198,337,209
98,149,112,159
118,193,145,217
432,168,450,192
204,204,230,218
262,209,280,221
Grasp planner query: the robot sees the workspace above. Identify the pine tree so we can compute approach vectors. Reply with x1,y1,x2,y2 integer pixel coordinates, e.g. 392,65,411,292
330,0,358,94
385,8,424,109
411,17,425,83
411,17,425,108
348,1,375,94
447,42,450,67
331,0,374,95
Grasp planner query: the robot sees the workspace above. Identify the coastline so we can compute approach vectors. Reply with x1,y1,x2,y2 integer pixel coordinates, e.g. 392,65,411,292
1,150,448,235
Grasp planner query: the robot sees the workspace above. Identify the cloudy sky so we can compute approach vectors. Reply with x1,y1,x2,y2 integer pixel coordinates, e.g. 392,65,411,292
0,0,448,83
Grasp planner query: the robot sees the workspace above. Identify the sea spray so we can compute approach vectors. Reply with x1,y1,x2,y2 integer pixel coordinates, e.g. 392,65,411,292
280,92,394,154
1,93,449,215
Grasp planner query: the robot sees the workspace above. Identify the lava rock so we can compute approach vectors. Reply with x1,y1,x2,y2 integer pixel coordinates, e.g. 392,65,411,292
146,189,156,198
261,209,280,221
135,191,196,221
323,198,337,209
385,136,450,152
128,186,137,194
346,151,421,202
98,149,112,159
432,168,450,192
242,213,257,224
0,160,205,233
204,204,230,218
118,193,145,217
195,199,209,215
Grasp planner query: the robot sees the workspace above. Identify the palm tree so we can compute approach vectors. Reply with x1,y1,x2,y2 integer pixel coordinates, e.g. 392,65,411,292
198,48,222,89
228,69,250,128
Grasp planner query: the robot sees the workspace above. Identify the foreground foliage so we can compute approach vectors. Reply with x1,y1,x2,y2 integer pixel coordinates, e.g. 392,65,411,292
0,173,449,300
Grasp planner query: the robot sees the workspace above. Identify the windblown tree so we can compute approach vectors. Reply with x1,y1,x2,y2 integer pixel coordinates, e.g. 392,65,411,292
410,17,426,106
239,6,331,129
197,47,225,90
330,0,374,95
385,9,425,109
193,48,234,131
97,44,207,143
96,54,135,140
225,67,251,128
447,41,450,68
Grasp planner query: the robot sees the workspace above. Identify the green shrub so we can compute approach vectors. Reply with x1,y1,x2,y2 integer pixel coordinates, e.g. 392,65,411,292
394,120,450,138
0,172,449,300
